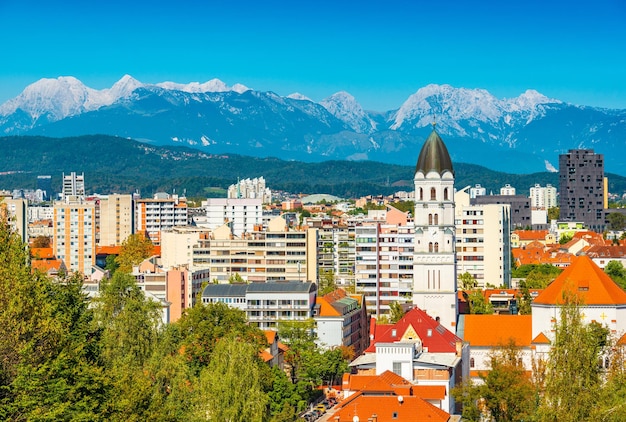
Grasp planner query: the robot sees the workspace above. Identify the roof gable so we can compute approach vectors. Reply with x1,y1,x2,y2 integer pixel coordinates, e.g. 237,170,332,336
366,307,460,353
533,255,626,306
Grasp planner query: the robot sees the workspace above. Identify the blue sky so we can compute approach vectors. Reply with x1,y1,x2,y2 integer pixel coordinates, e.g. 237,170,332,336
1,0,625,111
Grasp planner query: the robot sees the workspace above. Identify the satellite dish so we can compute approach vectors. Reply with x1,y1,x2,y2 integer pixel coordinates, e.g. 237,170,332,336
353,416,360,422
398,395,404,403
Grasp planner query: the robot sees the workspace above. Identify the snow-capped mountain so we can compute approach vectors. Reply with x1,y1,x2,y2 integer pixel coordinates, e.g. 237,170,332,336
320,91,377,134
1,77,624,174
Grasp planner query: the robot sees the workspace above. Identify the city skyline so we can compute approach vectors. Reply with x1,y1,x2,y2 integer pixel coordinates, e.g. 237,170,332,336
1,0,625,111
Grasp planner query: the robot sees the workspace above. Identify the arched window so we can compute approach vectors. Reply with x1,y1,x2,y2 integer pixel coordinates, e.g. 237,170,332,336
470,358,475,368
428,242,433,253
434,214,439,225
419,188,424,201
428,214,433,225
430,187,436,200
434,242,439,252
444,187,449,200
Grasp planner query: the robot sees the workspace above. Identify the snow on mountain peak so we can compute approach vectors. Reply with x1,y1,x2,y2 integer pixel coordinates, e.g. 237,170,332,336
320,91,376,134
155,78,249,94
287,92,313,102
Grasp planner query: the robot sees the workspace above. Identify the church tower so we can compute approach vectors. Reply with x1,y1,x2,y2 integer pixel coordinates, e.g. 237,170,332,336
412,125,458,330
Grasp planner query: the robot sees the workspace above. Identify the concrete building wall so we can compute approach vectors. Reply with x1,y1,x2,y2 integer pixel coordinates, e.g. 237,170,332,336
99,194,134,246
53,200,96,275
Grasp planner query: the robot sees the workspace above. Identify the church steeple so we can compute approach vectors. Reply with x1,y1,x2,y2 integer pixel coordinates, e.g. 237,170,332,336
415,125,454,176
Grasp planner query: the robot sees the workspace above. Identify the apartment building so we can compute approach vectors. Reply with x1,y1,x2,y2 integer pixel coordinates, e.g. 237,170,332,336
202,282,317,330
53,199,96,275
455,187,512,288
227,176,272,203
355,221,415,317
0,196,28,244
98,194,134,246
192,216,317,283
202,197,263,237
529,183,557,210
135,193,188,245
306,217,356,288
559,149,605,232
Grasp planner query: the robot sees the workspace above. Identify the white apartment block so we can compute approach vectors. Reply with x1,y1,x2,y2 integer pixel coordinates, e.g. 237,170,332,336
160,226,208,268
529,183,558,210
469,184,486,199
355,223,414,316
202,197,262,237
98,194,134,246
500,183,516,196
202,282,317,330
192,216,317,283
53,199,96,276
455,187,512,288
62,172,85,200
227,176,272,203
135,193,188,245
28,205,54,222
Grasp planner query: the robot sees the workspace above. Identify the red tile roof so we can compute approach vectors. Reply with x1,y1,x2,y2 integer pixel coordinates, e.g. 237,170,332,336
533,255,626,306
463,315,533,347
514,230,549,241
333,393,450,422
585,245,626,259
532,332,551,344
263,330,276,345
31,259,64,273
30,247,54,259
366,307,461,354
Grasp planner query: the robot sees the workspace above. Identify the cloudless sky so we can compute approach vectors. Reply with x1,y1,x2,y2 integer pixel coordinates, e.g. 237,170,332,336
0,0,625,111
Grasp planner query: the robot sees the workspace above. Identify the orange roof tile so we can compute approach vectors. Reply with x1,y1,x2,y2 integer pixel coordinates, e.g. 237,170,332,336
31,259,64,273
515,230,549,241
96,245,122,255
316,296,342,317
463,315,532,347
617,333,626,346
30,247,54,259
412,385,446,400
259,350,273,362
334,394,450,422
533,255,626,306
264,330,276,345
532,332,551,344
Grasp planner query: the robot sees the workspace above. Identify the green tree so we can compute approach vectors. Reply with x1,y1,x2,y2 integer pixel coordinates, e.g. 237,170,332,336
537,293,609,421
229,272,245,283
452,341,538,422
607,212,626,231
105,253,119,275
318,270,337,295
468,290,493,315
197,335,269,422
32,235,51,248
548,207,560,221
115,233,154,274
559,233,573,245
388,301,405,323
516,279,533,315
605,260,626,290
459,271,477,290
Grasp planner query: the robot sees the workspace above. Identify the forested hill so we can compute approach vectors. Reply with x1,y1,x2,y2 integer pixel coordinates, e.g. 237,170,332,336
2,135,625,198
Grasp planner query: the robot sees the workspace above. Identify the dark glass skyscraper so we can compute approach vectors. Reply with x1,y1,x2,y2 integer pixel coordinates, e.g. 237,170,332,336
558,149,605,232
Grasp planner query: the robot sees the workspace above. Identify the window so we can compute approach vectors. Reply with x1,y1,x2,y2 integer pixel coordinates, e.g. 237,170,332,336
392,362,401,375
392,412,398,419
430,187,436,200
428,214,433,225
434,214,438,225
444,187,449,200
470,358,475,368
428,242,433,252
434,242,439,252
419,188,423,201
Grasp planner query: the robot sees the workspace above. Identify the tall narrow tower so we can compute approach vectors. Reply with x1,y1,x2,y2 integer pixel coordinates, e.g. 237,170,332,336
412,125,458,330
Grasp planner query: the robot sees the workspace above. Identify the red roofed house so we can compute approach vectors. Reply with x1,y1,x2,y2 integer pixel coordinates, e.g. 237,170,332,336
585,245,626,270
334,370,450,422
348,307,468,414
511,230,556,248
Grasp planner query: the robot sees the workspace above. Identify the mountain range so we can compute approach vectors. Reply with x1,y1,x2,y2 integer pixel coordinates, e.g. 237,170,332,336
1,76,625,174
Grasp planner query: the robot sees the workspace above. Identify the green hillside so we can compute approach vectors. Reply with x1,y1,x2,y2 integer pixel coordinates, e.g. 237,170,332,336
1,135,625,198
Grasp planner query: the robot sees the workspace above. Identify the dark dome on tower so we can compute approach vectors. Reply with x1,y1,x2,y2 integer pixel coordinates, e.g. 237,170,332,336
415,126,454,176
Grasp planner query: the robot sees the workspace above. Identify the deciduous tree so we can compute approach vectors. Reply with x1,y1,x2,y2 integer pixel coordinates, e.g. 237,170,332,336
115,233,154,274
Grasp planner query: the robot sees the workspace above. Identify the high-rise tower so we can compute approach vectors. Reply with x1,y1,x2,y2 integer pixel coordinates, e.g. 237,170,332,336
559,149,605,232
412,126,458,330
